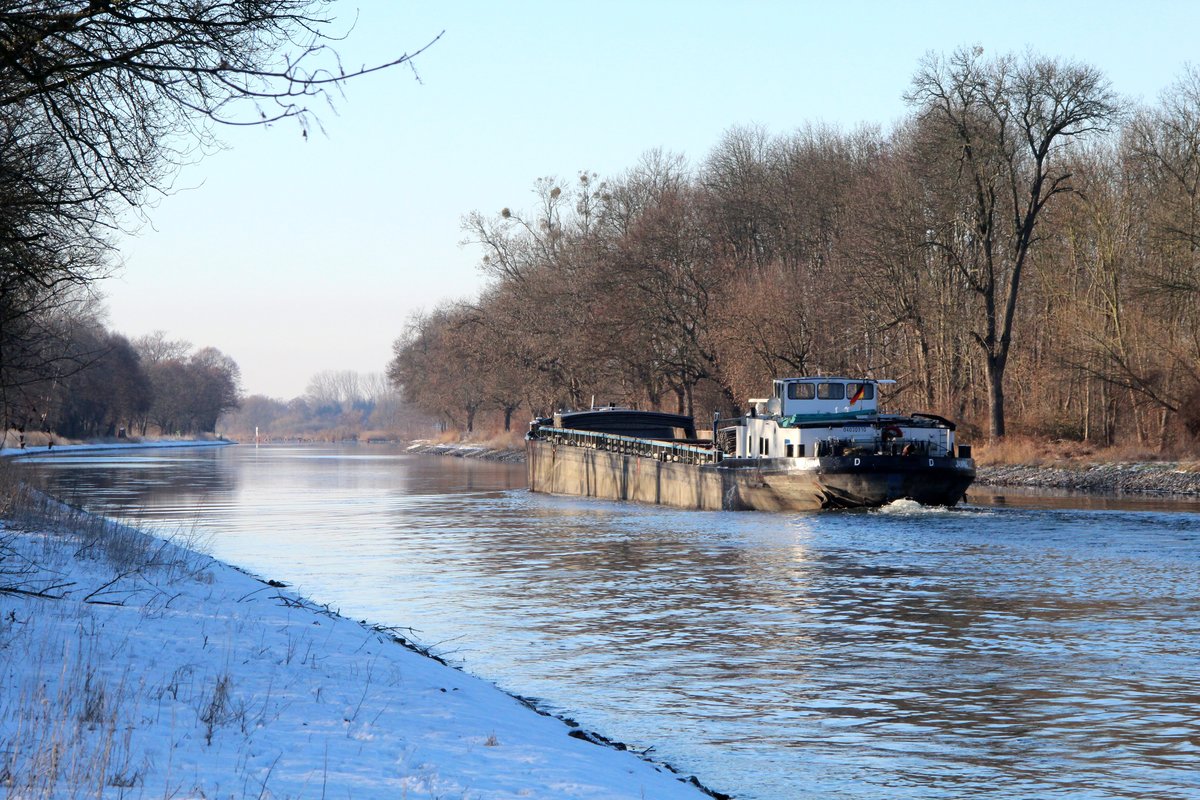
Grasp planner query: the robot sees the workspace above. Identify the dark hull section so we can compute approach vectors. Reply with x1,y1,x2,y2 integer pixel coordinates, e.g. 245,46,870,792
813,455,975,508
526,439,975,511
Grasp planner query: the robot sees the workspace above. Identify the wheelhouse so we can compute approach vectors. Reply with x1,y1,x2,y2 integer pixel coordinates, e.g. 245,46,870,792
769,377,892,419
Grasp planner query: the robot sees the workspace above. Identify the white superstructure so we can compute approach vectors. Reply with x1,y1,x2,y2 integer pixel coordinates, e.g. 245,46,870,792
720,377,962,461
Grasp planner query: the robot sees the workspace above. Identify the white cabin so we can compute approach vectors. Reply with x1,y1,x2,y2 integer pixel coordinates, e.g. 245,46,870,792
720,377,963,461
759,377,886,418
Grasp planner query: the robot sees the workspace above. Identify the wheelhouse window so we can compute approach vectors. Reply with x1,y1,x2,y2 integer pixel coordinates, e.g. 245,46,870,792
845,383,875,401
817,382,845,400
787,382,816,400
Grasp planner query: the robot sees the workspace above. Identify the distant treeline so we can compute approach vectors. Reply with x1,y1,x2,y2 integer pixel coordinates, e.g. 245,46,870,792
1,330,432,445
390,49,1200,449
2,323,240,444
219,371,432,442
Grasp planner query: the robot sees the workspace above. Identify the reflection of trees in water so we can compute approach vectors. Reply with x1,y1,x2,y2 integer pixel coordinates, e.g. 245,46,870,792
26,448,529,526
405,457,527,495
24,451,238,519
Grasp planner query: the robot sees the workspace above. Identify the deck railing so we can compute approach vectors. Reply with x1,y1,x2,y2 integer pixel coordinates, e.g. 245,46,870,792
814,437,953,458
529,425,723,465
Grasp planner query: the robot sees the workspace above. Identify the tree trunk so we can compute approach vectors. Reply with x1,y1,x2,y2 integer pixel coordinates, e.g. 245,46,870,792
913,326,935,407
1129,387,1145,444
986,355,1006,440
1105,388,1117,446
1083,380,1092,442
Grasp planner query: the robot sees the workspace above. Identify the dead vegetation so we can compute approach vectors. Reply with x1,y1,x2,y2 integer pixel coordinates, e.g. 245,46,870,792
972,435,1197,468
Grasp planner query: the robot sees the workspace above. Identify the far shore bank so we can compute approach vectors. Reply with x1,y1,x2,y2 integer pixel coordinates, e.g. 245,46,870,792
406,440,1200,498
406,439,526,463
1,437,233,459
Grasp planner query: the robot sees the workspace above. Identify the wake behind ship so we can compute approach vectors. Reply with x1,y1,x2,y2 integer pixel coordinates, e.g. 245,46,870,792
526,377,976,511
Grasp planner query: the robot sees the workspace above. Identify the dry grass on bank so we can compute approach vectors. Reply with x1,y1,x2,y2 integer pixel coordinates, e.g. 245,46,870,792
973,435,1200,469
0,462,210,582
0,463,221,798
430,429,525,450
0,460,23,518
0,430,74,451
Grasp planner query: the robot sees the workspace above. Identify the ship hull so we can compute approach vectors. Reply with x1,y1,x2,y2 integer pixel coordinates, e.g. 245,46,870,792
526,439,974,511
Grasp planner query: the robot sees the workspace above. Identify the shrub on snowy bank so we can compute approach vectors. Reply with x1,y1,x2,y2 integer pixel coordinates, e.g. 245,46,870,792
1,473,216,795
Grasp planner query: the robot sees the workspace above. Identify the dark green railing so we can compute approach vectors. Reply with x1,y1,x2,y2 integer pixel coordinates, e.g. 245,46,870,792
529,425,722,465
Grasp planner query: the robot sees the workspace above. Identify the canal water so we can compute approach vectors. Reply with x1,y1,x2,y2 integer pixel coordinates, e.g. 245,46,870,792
21,444,1200,800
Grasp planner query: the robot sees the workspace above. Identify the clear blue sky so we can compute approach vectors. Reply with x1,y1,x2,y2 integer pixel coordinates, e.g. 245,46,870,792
104,0,1200,399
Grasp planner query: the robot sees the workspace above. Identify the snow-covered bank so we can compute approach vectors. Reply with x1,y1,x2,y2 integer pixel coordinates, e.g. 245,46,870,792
406,440,525,463
0,493,715,799
1,438,233,460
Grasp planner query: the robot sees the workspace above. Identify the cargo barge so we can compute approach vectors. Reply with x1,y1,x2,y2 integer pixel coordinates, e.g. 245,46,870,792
526,377,975,511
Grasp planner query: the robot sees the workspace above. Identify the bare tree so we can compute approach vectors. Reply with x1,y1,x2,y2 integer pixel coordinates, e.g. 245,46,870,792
0,107,112,419
133,331,192,365
389,304,490,433
0,2,438,203
1080,68,1200,445
608,185,730,415
1,2,437,421
140,342,240,434
905,47,1119,439
53,326,150,438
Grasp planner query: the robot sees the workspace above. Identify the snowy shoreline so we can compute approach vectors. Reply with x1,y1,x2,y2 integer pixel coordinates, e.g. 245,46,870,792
1,445,720,799
1,437,234,459
405,440,526,463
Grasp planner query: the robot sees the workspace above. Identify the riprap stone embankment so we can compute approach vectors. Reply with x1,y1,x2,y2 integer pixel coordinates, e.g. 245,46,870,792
976,462,1200,495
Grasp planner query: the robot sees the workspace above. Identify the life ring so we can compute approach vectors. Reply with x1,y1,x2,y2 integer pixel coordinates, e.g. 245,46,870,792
881,425,903,441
